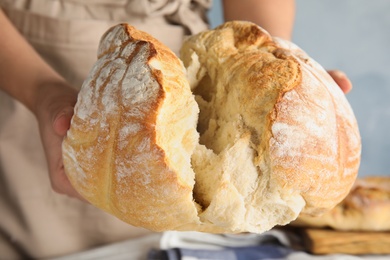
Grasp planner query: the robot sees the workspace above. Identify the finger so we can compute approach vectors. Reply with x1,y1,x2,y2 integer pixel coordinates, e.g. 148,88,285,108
53,108,74,136
328,70,353,94
52,113,87,202
49,108,85,201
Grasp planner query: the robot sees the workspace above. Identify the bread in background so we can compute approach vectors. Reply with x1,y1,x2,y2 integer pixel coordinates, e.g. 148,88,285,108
292,176,390,231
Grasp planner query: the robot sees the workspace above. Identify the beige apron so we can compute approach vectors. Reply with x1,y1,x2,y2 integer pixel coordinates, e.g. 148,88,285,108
0,0,210,259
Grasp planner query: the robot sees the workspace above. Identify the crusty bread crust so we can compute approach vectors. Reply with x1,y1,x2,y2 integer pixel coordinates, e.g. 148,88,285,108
62,24,202,231
63,21,361,233
292,176,390,231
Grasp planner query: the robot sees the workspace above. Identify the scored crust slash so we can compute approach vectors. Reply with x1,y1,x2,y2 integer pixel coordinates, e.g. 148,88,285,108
62,21,361,234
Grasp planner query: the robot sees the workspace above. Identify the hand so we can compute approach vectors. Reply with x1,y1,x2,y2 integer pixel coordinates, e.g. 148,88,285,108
34,81,86,201
328,70,352,94
0,9,86,201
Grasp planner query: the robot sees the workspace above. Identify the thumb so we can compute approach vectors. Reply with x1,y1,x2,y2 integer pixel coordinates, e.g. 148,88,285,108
53,108,74,136
328,70,353,94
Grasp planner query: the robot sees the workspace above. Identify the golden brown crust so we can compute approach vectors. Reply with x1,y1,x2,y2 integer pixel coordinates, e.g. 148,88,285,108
62,24,201,231
181,21,360,229
63,21,361,234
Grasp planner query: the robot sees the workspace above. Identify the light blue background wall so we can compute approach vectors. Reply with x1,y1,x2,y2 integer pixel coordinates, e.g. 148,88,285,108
208,0,390,177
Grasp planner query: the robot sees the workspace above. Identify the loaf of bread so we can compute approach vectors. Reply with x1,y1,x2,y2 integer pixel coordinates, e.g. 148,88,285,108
62,21,361,234
292,176,390,231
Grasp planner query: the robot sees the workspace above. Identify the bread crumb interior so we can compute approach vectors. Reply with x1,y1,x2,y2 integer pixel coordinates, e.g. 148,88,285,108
183,42,306,232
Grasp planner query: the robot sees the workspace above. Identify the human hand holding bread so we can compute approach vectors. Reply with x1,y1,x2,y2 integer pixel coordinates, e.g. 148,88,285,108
34,81,86,201
61,22,361,233
0,10,84,201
